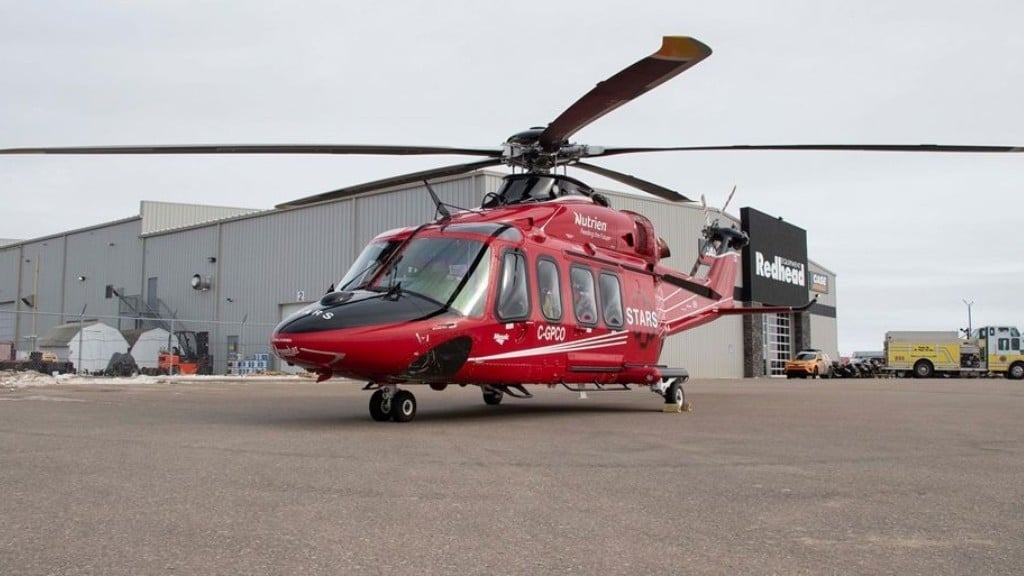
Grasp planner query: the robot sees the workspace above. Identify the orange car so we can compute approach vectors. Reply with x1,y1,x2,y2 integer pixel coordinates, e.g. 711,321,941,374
784,349,833,379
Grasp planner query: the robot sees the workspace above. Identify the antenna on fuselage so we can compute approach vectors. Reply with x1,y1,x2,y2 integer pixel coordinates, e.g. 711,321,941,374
721,185,736,214
423,180,452,221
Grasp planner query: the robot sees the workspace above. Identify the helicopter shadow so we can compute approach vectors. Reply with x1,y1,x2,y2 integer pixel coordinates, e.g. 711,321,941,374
242,399,663,430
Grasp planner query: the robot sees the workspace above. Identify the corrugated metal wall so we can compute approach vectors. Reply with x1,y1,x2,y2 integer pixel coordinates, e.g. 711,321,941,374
0,220,145,350
808,261,838,359
140,201,262,235
0,246,22,304
810,315,839,361
63,220,145,327
142,225,221,322
17,239,65,346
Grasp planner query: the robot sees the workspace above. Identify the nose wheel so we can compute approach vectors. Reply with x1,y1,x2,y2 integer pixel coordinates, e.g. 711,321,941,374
368,387,418,422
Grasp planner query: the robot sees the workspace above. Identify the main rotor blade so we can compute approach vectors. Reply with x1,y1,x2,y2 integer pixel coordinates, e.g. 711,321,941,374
574,161,692,203
276,158,503,209
539,36,712,152
593,143,1024,156
0,144,502,157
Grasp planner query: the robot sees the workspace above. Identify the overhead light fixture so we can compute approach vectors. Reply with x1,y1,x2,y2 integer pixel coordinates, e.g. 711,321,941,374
207,256,217,263
21,295,35,308
76,275,87,282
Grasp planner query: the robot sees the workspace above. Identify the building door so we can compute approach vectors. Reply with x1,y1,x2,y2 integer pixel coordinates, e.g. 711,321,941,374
146,277,158,310
763,313,792,377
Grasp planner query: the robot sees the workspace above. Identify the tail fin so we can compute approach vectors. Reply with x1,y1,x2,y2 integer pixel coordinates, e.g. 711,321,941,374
692,224,748,298
658,224,748,335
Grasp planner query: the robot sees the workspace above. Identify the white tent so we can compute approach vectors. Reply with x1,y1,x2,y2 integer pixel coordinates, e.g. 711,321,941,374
38,321,129,373
128,328,179,370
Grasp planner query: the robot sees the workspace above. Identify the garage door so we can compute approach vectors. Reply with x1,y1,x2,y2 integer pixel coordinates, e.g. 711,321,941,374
277,302,312,374
0,302,16,344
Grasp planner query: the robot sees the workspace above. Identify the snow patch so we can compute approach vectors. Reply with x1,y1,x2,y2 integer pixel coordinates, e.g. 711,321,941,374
1,370,311,390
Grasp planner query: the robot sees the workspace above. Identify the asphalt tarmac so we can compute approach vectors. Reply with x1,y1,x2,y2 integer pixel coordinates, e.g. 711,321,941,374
1,377,1022,575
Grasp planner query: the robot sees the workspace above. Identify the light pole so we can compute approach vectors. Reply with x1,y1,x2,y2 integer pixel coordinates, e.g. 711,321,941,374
962,299,974,338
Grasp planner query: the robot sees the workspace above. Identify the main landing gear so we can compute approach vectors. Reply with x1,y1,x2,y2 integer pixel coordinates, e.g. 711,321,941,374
368,386,417,422
652,371,692,413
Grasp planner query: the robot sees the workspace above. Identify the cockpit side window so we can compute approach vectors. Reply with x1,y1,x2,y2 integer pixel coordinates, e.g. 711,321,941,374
496,250,530,321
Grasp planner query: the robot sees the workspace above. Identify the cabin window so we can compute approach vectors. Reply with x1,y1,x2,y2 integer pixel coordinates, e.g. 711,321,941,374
536,258,563,322
1012,338,1020,352
598,272,624,328
570,266,598,326
496,250,530,321
998,338,1010,352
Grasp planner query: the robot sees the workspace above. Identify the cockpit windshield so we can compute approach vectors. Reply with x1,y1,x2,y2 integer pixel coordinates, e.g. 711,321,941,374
337,240,401,291
368,236,492,316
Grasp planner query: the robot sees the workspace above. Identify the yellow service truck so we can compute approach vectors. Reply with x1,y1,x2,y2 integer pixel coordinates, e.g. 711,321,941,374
885,326,1024,379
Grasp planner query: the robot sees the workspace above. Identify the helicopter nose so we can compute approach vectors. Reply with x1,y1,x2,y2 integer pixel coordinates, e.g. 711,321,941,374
270,330,346,371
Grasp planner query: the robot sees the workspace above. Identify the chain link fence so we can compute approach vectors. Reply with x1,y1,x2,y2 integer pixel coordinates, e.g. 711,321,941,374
0,308,284,375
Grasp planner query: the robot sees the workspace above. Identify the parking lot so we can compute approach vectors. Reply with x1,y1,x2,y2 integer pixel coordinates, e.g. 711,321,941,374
1,377,1022,575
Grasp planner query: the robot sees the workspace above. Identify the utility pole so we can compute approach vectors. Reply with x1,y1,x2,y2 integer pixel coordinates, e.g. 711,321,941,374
77,304,87,374
30,254,40,352
240,312,248,368
962,299,974,338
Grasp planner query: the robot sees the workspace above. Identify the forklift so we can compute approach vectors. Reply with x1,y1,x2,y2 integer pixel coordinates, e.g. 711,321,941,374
158,331,213,375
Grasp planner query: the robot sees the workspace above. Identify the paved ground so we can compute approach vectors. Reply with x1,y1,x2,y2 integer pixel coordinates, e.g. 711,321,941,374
1,377,1022,575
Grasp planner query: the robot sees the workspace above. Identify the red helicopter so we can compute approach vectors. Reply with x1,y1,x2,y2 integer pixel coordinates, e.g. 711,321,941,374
3,36,1020,422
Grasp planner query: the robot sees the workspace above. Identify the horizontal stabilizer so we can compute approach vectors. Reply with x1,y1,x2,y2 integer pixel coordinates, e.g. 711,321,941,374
660,272,719,300
714,296,818,315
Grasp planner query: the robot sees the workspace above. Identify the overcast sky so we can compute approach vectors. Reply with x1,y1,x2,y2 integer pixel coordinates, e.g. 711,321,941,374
1,1,1021,354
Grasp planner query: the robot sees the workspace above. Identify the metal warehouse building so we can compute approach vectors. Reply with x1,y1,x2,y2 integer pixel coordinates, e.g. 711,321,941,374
0,170,837,378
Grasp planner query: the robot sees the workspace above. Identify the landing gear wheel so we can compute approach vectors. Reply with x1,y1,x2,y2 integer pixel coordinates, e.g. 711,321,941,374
663,380,691,412
482,386,504,406
391,390,417,422
369,389,391,422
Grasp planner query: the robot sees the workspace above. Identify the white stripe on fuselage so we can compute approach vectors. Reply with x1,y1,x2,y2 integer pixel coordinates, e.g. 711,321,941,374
468,330,628,362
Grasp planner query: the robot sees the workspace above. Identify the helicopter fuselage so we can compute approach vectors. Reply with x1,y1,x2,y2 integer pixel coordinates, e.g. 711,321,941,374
271,181,738,388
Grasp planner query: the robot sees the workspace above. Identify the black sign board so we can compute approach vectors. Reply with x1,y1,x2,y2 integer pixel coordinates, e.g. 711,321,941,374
740,207,809,306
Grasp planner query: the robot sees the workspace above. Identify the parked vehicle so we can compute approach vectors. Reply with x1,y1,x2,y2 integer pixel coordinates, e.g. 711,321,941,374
884,326,1023,379
784,349,833,379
